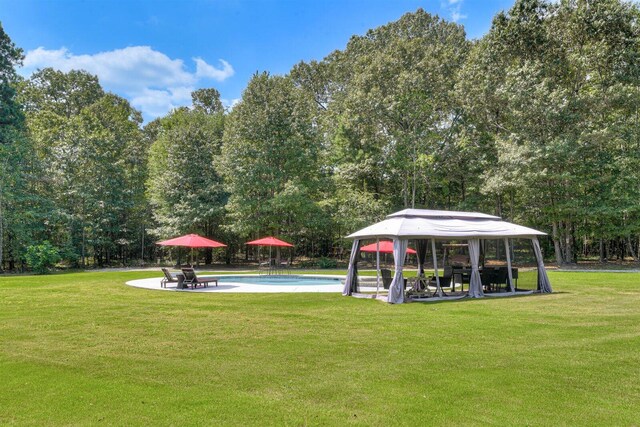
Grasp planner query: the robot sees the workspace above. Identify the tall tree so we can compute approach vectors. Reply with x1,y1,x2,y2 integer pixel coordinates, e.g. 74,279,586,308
147,90,227,263
218,72,329,247
191,88,224,115
323,9,470,209
0,22,24,144
458,0,640,263
19,69,146,266
0,22,31,271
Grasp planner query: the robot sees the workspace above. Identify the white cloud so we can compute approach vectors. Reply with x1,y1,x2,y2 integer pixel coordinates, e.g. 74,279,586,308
442,0,466,23
129,86,194,119
20,46,234,120
221,97,241,110
451,10,467,23
194,58,234,81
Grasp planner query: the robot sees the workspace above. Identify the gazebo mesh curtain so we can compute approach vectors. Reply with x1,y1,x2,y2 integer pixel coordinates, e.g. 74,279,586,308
504,238,515,293
467,238,484,298
342,240,361,296
532,238,553,293
416,240,429,277
388,239,408,303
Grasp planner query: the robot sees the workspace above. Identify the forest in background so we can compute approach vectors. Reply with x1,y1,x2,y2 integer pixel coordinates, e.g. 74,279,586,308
1,0,640,271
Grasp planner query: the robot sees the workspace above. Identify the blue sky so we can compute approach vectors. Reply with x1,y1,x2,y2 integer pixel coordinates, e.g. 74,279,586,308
1,0,514,121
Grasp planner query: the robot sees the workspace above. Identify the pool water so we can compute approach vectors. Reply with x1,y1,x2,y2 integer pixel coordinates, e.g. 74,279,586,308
217,275,343,286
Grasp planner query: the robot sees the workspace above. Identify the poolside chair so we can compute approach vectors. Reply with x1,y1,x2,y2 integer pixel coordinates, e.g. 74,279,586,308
181,268,218,289
491,267,518,292
161,268,180,288
279,259,291,274
428,266,453,292
493,268,509,292
481,268,495,292
381,269,393,289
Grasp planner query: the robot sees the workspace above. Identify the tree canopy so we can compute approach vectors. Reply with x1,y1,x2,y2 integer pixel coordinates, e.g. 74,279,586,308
2,1,640,270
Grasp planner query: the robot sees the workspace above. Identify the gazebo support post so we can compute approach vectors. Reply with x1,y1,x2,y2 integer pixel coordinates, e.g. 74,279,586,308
375,239,381,297
504,238,515,293
431,239,443,297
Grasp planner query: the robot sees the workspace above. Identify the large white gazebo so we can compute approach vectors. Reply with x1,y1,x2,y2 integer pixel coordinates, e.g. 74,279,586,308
343,209,552,303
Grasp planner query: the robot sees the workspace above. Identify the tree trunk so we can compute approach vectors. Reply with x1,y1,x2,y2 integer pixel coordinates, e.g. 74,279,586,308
552,221,564,265
140,224,145,266
509,190,514,221
599,238,606,263
403,173,408,208
618,238,625,260
411,160,417,209
0,156,5,272
461,175,466,202
626,237,638,262
8,250,14,271
564,222,574,264
0,192,3,273
81,225,86,267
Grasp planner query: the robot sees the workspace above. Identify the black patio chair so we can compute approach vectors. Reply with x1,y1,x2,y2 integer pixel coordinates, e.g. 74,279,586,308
381,268,393,289
429,266,453,292
181,268,218,289
494,268,509,292
480,268,494,292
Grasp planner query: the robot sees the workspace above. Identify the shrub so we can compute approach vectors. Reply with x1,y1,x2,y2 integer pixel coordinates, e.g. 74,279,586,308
317,257,337,269
24,241,61,274
59,243,80,267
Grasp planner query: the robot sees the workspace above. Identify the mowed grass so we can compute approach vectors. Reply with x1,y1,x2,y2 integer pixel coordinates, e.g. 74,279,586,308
1,270,639,426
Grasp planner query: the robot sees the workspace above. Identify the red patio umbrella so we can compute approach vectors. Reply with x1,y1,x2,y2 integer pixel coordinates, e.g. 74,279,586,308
360,240,417,254
361,240,416,297
246,236,293,267
246,236,293,247
157,234,226,265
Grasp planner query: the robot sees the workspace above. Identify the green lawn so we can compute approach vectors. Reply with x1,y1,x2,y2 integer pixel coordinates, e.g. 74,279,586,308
1,270,639,425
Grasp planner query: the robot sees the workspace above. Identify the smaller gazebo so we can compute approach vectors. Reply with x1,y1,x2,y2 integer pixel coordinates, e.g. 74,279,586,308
343,209,552,303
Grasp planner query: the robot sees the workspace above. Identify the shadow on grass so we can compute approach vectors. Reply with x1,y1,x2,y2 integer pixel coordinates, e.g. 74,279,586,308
406,290,565,305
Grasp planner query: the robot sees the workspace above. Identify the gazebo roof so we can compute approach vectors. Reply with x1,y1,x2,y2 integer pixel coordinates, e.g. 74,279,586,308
347,209,546,240
387,209,501,220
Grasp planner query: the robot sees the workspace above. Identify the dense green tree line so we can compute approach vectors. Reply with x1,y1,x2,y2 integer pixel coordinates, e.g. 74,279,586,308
1,0,639,271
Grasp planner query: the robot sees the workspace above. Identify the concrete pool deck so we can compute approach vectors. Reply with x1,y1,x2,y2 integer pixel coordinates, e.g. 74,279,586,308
126,274,369,293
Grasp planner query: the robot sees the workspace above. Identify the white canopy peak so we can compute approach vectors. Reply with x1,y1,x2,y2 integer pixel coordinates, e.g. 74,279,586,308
387,209,501,221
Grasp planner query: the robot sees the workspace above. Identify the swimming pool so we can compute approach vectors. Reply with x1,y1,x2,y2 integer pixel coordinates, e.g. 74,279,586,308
217,275,343,286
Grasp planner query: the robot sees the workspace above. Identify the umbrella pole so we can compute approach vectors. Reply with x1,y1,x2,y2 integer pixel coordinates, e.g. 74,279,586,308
376,239,381,298
269,245,272,275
